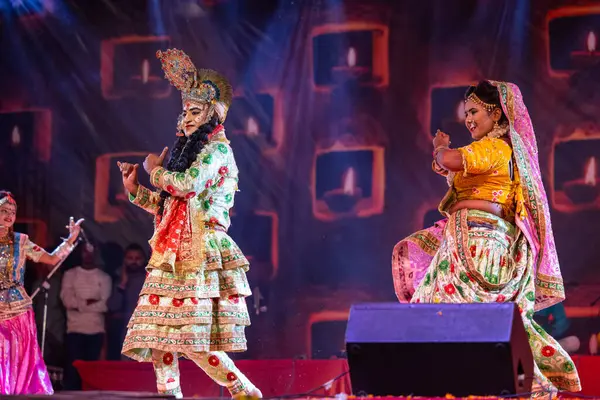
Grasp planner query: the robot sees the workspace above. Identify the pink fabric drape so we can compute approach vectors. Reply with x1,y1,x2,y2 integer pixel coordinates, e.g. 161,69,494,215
491,81,565,311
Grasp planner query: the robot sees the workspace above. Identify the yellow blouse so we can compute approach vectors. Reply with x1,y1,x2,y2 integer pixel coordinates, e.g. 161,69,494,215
437,136,526,220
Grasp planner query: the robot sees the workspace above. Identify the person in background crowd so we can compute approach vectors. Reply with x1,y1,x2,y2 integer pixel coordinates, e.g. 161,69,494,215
101,241,125,361
107,243,148,359
60,241,111,390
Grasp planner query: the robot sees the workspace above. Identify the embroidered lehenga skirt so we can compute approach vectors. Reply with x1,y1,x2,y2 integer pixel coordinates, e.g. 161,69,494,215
122,228,251,360
393,209,581,392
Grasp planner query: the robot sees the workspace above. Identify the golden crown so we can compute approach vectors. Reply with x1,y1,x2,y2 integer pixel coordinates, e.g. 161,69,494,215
156,48,233,122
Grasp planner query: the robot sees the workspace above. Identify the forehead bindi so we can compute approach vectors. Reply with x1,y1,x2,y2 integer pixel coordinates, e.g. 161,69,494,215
0,204,16,213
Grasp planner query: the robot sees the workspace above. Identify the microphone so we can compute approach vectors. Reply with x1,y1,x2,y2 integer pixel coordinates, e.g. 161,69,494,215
79,228,94,252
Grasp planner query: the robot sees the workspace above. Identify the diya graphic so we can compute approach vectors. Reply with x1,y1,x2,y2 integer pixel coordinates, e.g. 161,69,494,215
322,167,363,214
562,156,599,205
0,109,52,162
310,21,389,92
312,142,385,221
227,90,283,152
100,35,171,100
546,7,600,76
571,31,600,69
551,127,600,212
330,46,371,83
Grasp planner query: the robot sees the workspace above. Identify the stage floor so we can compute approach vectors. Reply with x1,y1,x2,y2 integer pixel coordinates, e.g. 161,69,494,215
74,359,350,398
5,394,600,400
12,356,594,399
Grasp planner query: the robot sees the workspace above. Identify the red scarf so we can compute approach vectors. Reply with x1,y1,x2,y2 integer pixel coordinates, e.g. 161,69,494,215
149,125,225,272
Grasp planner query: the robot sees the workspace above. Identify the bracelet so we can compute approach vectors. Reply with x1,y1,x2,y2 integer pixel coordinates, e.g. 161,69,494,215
432,160,446,174
432,146,451,174
432,145,449,157
52,240,74,260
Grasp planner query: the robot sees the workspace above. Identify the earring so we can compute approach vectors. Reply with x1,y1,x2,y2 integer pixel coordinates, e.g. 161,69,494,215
488,121,507,139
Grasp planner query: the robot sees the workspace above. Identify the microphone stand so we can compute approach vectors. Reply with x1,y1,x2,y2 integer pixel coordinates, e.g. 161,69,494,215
31,237,81,358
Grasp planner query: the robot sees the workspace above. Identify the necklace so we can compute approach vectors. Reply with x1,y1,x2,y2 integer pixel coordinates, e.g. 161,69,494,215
0,236,15,290
0,232,12,244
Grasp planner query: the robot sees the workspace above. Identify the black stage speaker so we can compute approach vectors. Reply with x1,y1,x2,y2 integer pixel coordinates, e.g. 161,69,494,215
345,303,534,397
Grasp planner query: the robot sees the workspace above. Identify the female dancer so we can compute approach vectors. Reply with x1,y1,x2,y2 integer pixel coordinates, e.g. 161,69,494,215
117,48,261,399
392,81,581,394
0,190,83,394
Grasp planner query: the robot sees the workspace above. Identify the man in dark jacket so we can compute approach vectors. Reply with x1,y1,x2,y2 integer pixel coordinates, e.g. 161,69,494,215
107,243,147,360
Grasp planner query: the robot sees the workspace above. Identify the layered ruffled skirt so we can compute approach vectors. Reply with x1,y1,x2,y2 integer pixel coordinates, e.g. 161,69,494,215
122,228,251,361
392,209,581,393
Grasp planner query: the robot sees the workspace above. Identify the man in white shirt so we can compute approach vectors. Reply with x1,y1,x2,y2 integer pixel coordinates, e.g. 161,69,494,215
60,242,111,390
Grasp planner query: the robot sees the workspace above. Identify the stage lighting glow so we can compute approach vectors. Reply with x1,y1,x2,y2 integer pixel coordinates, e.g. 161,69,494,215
0,0,45,16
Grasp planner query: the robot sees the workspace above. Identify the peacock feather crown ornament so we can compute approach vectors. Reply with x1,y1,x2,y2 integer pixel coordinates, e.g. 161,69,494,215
156,48,233,123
